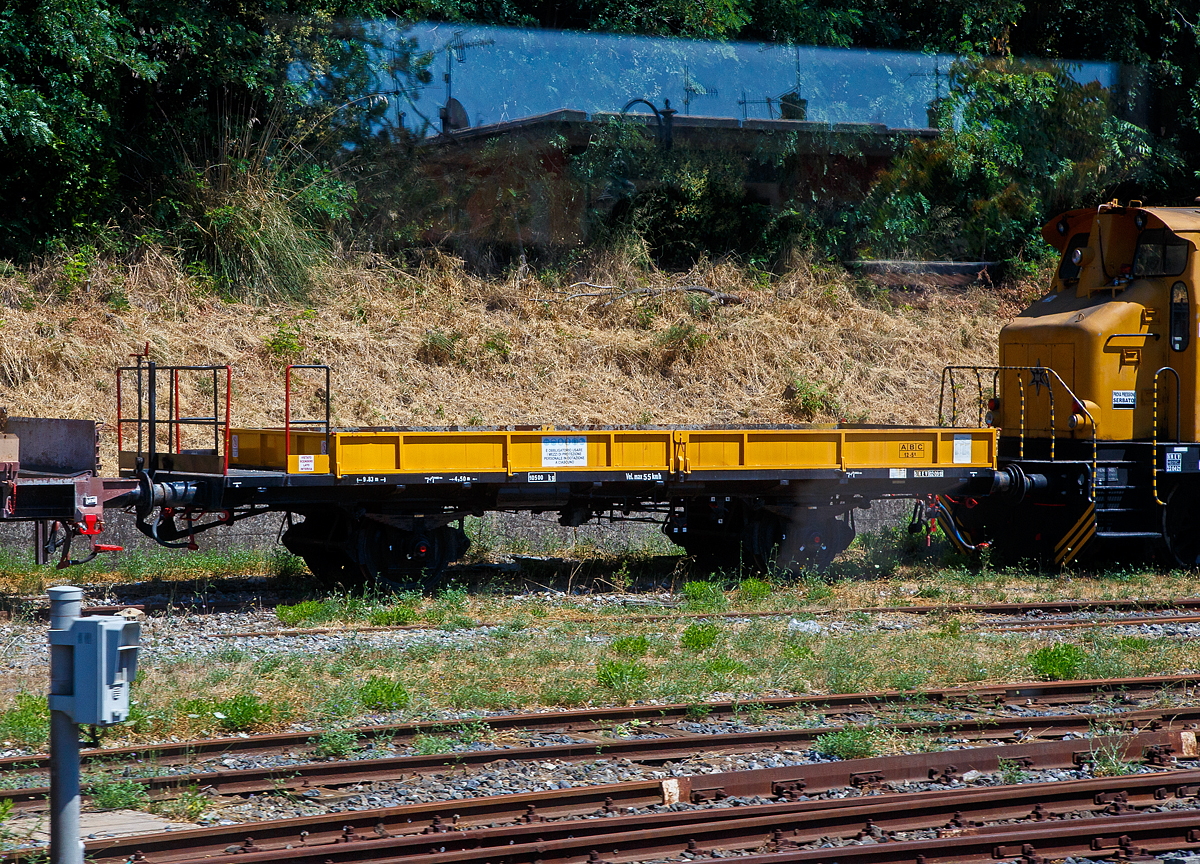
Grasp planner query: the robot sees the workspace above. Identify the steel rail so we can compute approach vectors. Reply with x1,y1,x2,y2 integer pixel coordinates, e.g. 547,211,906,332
231,807,1200,864
61,730,1195,864
4,676,1198,780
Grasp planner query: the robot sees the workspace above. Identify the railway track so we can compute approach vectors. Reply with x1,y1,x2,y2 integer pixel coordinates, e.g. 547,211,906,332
2,674,1196,784
3,700,1196,812
15,596,1200,631
35,729,1195,864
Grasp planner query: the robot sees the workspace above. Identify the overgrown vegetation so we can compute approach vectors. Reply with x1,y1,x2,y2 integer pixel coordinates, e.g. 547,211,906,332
3,0,1195,292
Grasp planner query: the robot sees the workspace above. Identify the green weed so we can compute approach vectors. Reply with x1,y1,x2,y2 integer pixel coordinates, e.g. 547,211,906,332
276,600,321,626
610,634,650,657
413,733,455,755
0,693,49,749
311,728,361,758
596,659,648,698
88,776,150,810
212,694,273,731
737,578,772,602
1029,643,1085,681
815,726,877,760
368,605,418,626
681,622,720,651
417,329,463,365
997,758,1029,784
784,376,840,420
356,675,409,712
682,581,727,611
153,786,209,821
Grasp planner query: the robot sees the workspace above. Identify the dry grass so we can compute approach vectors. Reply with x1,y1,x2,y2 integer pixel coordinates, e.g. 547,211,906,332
0,245,1042,471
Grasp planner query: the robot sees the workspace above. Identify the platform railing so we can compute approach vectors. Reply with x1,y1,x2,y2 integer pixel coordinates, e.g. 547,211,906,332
284,364,331,466
116,360,232,475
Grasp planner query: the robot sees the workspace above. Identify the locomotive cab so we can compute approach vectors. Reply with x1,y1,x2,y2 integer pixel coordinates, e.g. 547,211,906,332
942,201,1200,567
995,202,1198,446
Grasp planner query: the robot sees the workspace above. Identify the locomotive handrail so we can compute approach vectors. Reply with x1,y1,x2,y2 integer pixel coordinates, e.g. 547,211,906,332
1102,332,1161,348
939,364,1098,499
1152,365,1182,506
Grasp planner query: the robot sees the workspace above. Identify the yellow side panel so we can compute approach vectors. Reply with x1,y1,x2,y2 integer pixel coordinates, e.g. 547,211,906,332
399,434,507,472
844,433,929,466
611,434,670,469
228,429,288,469
336,435,400,475
689,434,743,468
287,454,330,474
744,433,840,468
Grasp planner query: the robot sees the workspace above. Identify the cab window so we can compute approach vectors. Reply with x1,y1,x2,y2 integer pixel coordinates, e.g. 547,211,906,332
1171,281,1190,352
1134,229,1189,278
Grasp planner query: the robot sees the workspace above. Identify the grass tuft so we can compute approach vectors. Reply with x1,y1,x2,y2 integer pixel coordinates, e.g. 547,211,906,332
88,776,150,810
596,659,648,699
610,634,650,657
815,725,878,760
681,622,720,651
359,676,410,711
1029,643,1085,680
0,693,49,749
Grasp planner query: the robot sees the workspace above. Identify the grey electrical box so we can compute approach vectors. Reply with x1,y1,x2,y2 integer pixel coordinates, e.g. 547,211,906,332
48,617,140,726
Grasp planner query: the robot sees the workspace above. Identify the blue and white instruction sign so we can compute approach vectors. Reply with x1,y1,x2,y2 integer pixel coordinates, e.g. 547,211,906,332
542,436,588,467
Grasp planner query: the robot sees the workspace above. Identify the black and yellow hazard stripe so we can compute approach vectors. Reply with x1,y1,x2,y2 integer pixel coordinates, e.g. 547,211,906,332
1054,502,1096,567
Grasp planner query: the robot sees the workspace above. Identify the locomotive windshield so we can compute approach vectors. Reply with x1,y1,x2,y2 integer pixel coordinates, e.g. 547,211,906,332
1133,228,1189,278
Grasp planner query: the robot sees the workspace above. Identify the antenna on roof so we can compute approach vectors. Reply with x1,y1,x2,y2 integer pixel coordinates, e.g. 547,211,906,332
683,65,719,116
440,31,495,132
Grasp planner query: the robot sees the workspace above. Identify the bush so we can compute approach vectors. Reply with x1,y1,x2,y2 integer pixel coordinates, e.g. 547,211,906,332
1029,643,1085,681
681,622,719,651
862,57,1154,262
359,676,410,711
784,376,840,420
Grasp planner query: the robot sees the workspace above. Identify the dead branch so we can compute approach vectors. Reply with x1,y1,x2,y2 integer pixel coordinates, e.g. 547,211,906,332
531,282,743,306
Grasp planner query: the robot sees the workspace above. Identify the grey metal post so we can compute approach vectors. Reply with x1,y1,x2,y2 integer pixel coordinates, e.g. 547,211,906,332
48,585,83,864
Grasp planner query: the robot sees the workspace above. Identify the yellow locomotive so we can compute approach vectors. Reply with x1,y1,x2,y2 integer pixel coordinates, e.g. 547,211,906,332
941,200,1200,567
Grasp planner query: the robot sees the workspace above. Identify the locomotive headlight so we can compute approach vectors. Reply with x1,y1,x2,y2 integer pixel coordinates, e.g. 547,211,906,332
1071,246,1095,267
984,410,996,426
1135,212,1147,230
1068,414,1087,430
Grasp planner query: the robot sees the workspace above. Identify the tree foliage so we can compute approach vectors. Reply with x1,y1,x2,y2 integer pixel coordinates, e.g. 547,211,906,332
0,0,1196,269
864,57,1159,261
